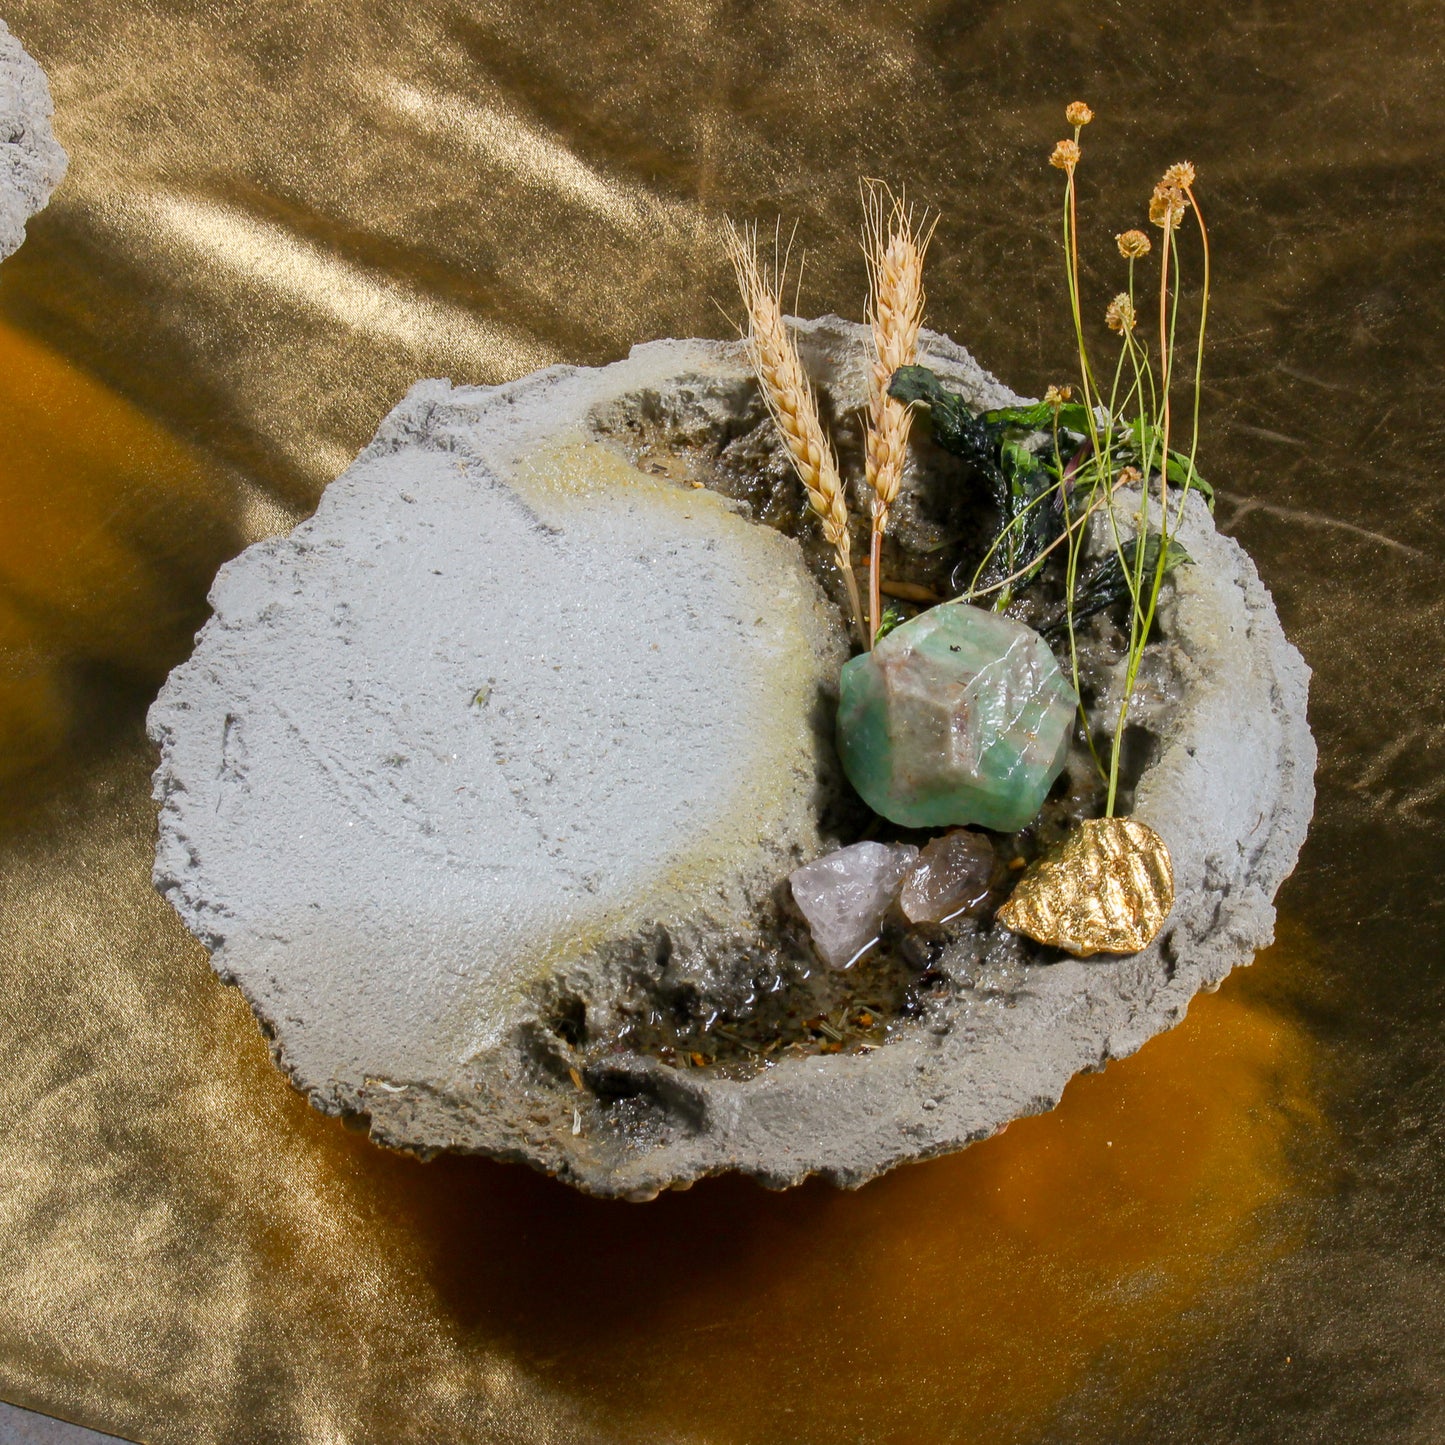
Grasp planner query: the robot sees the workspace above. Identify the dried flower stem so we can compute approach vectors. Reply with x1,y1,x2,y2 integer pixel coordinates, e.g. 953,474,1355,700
1060,130,1104,459
1043,112,1210,818
1104,168,1203,815
1175,184,1210,529
862,184,934,645
725,221,865,641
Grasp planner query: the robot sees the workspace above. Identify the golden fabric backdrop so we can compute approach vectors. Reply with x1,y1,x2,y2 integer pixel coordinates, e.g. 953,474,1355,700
2,0,1442,1441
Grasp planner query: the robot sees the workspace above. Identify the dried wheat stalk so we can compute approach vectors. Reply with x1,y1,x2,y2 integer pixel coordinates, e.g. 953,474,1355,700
862,185,934,644
725,221,865,642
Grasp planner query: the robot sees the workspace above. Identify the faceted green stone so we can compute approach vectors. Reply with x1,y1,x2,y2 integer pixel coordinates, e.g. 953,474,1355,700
837,603,1077,831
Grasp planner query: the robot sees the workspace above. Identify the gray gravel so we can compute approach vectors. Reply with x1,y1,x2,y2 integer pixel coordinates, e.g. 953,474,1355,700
0,1402,129,1445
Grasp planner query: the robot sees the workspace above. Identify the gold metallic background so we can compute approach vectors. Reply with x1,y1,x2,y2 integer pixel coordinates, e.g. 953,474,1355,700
1,1,1442,1441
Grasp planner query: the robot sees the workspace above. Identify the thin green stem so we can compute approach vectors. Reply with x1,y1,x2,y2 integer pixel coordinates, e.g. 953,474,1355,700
1106,231,1165,815
1106,218,1181,816
1100,262,1157,616
964,468,1136,603
960,473,1065,602
1062,167,1104,459
1062,479,1107,782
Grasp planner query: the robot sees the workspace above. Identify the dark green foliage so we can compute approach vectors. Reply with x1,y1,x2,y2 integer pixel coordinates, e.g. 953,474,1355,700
889,366,1211,607
889,366,996,467
1117,417,1214,508
979,398,1095,437
1040,534,1193,643
890,366,1069,598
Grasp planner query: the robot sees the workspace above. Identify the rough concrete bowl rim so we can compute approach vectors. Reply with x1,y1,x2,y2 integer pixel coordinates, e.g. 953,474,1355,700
149,316,1317,1201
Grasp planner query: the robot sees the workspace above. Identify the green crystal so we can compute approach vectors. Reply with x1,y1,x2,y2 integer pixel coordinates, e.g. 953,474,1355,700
837,603,1077,831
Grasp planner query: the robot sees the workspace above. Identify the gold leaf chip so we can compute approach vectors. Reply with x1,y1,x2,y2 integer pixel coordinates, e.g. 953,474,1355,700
996,817,1174,957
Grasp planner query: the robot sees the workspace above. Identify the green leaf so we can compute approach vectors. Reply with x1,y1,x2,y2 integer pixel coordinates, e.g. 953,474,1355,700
982,400,1054,430
1164,453,1214,507
874,603,907,642
1109,417,1215,510
888,364,950,408
887,366,987,461
981,401,1094,439
998,437,1039,488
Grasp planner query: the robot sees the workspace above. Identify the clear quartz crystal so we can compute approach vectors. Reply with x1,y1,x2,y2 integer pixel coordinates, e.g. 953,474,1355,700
899,829,995,924
789,841,920,968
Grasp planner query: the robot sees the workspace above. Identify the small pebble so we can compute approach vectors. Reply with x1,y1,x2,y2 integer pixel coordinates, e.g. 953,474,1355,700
789,841,919,967
900,829,994,923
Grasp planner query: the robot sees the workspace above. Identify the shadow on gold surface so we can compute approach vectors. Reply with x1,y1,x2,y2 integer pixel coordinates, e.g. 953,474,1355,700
0,318,234,781
0,740,1321,1445
1,0,1441,1437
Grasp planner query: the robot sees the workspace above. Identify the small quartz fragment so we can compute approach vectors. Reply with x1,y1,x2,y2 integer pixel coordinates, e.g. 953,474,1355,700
789,841,920,967
997,816,1174,956
836,603,1076,831
899,829,995,923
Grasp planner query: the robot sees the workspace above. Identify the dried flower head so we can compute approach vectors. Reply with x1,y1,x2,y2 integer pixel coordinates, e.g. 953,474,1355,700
1160,161,1196,191
1116,228,1152,260
1105,293,1137,333
1044,383,1074,409
1117,466,1143,488
1149,184,1186,230
1065,101,1094,127
1050,138,1081,171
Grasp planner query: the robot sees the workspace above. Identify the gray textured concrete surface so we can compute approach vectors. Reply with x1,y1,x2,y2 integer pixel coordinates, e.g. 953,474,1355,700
150,317,1316,1198
0,19,66,261
0,1402,129,1445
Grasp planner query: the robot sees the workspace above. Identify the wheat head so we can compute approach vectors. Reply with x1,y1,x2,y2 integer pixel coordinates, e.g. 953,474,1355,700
862,185,934,641
863,186,933,520
725,221,864,639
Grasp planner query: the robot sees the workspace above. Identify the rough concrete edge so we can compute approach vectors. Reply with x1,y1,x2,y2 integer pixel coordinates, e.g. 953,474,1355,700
0,19,67,262
149,319,1317,1200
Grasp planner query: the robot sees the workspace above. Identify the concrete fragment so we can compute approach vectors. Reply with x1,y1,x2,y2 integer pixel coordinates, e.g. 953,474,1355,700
149,317,1316,1199
0,21,66,262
